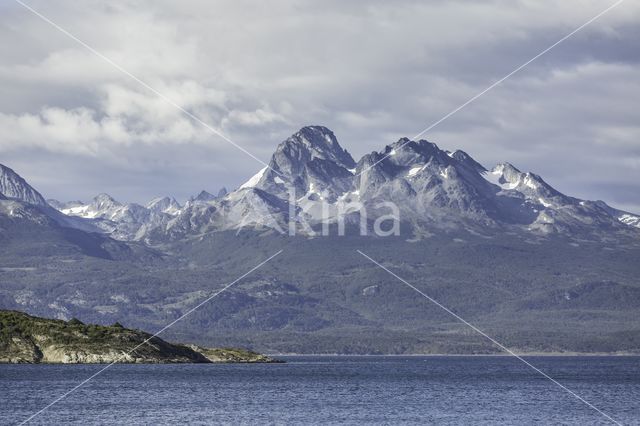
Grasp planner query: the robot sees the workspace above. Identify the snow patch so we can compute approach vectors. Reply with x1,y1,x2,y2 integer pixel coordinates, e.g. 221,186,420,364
483,170,519,190
538,198,552,208
240,166,268,189
523,175,539,190
619,214,640,228
483,170,502,186
407,165,424,177
62,205,90,217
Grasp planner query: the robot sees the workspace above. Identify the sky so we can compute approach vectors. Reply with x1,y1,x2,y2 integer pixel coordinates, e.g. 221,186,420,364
0,0,639,212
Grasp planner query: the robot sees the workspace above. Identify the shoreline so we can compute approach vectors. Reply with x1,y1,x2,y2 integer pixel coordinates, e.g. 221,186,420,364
268,352,640,357
3,353,638,365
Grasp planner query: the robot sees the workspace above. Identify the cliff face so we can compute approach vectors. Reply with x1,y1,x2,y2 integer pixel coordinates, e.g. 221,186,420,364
0,310,277,364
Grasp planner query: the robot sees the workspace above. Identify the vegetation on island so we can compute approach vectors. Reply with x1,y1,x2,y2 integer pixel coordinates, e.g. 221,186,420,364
0,310,281,364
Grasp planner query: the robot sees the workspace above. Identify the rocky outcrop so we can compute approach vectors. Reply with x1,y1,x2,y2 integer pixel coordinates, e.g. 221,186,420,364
187,345,281,363
0,310,279,364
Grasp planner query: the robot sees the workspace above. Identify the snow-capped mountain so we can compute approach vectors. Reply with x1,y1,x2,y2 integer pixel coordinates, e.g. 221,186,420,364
3,125,640,243
245,126,357,201
0,164,48,206
53,193,173,240
0,164,105,233
137,126,639,241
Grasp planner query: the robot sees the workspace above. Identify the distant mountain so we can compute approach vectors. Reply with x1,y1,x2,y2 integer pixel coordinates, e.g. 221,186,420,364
351,138,640,235
190,190,217,203
4,126,640,242
111,126,639,242
0,164,48,206
147,196,181,216
252,125,357,200
0,165,157,260
7,127,639,242
55,193,174,241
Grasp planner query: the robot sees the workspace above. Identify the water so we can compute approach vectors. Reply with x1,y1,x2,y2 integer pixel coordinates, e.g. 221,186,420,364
1,356,639,425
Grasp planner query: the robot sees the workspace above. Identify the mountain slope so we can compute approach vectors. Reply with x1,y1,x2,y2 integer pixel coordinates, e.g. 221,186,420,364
3,229,639,354
0,166,158,261
0,164,47,206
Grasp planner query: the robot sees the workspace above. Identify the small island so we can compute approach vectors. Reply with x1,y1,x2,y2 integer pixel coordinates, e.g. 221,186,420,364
0,310,281,364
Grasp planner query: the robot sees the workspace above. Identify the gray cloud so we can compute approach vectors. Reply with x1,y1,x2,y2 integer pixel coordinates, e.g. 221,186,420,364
0,0,638,211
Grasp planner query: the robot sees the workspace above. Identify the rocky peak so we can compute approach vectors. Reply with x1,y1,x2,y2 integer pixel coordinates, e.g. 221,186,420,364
488,163,557,196
270,126,356,175
241,126,357,200
193,190,217,203
451,150,487,173
357,138,456,190
490,163,522,186
147,196,181,216
91,193,121,210
0,164,48,206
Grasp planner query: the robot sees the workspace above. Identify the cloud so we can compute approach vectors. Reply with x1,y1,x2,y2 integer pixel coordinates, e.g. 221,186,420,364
0,0,639,211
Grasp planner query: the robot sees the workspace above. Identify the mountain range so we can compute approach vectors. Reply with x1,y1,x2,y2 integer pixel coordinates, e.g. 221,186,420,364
3,126,637,243
1,126,639,354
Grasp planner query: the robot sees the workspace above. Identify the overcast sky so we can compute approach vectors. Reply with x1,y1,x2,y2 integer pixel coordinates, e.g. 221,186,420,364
1,0,639,212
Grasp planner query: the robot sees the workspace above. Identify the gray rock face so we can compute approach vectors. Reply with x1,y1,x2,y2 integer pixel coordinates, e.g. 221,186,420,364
217,187,228,198
355,138,498,225
254,125,357,201
270,125,356,173
192,190,217,203
0,164,48,206
146,196,181,216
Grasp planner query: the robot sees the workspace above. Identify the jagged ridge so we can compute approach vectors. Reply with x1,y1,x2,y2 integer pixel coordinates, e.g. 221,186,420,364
2,125,639,242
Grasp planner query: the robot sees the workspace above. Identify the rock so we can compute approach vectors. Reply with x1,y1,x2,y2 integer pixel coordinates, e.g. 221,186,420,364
0,310,280,364
187,345,282,363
